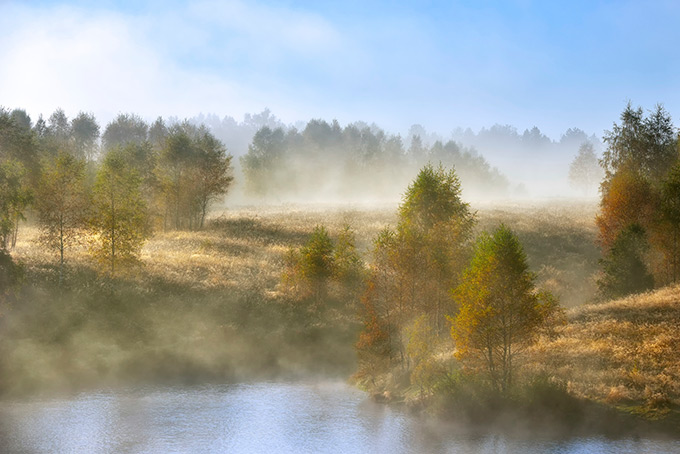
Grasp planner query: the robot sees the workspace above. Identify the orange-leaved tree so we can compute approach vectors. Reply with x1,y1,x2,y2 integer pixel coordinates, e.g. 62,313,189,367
596,165,656,250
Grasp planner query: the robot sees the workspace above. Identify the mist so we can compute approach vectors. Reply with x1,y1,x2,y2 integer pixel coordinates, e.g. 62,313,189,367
2,0,680,450
182,110,602,205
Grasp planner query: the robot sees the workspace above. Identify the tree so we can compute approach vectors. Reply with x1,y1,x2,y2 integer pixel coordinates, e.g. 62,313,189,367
35,152,89,284
148,116,168,150
397,164,475,334
407,134,426,165
70,112,100,161
90,150,150,276
0,159,32,249
240,126,287,196
297,225,335,303
568,142,603,196
46,108,70,143
596,103,679,288
597,224,654,299
601,103,677,181
596,165,656,250
657,163,680,282
9,109,31,131
192,130,233,228
282,225,363,310
0,108,39,183
102,113,148,151
451,225,559,393
406,314,441,397
355,287,393,383
356,164,475,383
399,163,473,232
332,225,363,286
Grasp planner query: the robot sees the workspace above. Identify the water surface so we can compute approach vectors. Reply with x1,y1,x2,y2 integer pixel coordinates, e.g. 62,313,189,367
0,382,677,453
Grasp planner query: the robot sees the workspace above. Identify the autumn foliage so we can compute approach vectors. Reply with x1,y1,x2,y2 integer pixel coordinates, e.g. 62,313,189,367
450,225,560,393
596,103,680,296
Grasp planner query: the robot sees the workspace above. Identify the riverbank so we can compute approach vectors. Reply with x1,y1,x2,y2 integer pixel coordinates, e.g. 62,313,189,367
357,285,680,436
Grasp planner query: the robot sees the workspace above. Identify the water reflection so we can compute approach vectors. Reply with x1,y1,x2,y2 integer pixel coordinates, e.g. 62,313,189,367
0,382,677,453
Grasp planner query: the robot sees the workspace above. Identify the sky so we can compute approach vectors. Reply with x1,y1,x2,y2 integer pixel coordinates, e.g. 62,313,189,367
1,0,680,140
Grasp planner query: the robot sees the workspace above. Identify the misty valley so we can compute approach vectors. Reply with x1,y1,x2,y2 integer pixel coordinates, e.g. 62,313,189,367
2,102,680,453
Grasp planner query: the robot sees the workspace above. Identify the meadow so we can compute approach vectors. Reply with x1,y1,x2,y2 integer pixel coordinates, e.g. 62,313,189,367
0,200,601,397
7,198,679,433
4,199,680,434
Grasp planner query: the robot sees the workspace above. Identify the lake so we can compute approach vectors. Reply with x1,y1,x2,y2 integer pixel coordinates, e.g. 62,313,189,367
0,381,677,453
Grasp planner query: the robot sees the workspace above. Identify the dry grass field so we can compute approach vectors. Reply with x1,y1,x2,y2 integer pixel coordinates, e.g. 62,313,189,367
1,199,636,412
529,285,680,421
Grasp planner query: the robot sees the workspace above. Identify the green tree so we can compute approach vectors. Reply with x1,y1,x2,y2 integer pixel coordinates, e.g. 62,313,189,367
298,225,335,302
148,116,168,151
102,113,148,151
332,225,363,285
46,108,71,144
597,224,654,299
192,131,233,228
240,126,287,196
282,225,364,310
157,127,194,230
0,108,39,185
0,159,32,249
9,109,31,131
155,124,232,230
601,103,677,181
70,112,100,161
658,163,680,282
35,152,89,284
90,150,150,276
568,142,602,196
397,163,475,334
451,225,559,393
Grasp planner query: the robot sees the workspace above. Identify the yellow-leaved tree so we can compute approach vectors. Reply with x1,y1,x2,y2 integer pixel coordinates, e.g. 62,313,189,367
90,149,151,276
450,224,561,393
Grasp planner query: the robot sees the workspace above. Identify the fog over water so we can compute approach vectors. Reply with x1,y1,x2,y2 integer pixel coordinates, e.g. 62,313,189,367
1,382,678,454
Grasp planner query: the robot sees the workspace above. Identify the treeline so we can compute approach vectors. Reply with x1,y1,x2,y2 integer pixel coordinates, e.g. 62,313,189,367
240,120,510,201
450,124,600,155
595,103,680,298
0,107,233,276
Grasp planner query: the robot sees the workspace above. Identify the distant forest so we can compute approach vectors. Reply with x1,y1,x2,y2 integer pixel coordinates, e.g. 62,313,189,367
193,110,601,199
1,106,603,213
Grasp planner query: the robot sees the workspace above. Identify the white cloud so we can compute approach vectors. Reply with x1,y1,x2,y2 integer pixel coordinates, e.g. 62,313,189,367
0,1,351,126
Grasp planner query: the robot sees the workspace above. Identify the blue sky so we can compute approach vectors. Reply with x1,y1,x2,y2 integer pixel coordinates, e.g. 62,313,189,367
1,0,679,139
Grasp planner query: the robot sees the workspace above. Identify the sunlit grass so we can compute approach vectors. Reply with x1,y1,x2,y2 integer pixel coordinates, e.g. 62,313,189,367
529,285,680,419
5,200,603,397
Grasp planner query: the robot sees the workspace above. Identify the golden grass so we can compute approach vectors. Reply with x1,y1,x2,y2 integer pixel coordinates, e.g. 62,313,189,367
13,199,599,302
5,200,603,396
529,285,680,417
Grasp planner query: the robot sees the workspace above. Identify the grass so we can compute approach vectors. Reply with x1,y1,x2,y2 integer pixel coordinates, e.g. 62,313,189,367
0,200,613,402
528,285,680,425
5,199,680,435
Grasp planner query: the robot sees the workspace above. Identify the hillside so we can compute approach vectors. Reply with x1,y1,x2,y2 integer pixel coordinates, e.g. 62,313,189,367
529,285,680,423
